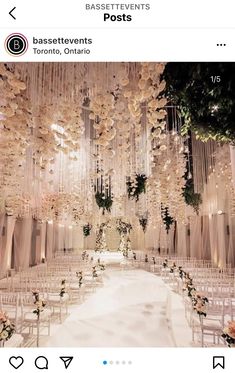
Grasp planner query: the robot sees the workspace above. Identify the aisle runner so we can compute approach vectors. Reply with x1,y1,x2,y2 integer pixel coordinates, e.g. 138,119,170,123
44,269,188,347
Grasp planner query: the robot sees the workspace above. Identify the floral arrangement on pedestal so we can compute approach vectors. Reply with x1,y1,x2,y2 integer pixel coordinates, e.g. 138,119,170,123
81,250,87,260
32,290,46,316
118,233,126,253
92,266,98,278
98,263,106,271
59,280,66,297
127,174,147,201
192,293,209,317
83,223,92,237
0,310,15,343
222,321,235,347
32,290,46,347
76,271,83,287
170,262,177,273
116,219,132,255
162,259,168,268
95,222,110,252
183,274,196,298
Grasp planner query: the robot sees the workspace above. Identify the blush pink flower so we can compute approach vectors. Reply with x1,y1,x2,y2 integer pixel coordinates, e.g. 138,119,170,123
227,321,235,339
0,311,7,323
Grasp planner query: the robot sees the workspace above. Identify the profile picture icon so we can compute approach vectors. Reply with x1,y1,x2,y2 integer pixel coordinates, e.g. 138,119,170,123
5,33,28,56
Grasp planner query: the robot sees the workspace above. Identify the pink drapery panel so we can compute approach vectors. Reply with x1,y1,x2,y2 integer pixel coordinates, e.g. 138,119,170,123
176,223,187,257
144,226,159,250
40,223,46,260
209,215,219,266
72,227,85,250
13,217,33,271
64,226,73,249
0,214,6,266
1,216,16,272
55,224,65,251
129,227,142,251
159,227,168,253
208,214,228,268
167,225,175,254
35,222,46,264
201,215,211,260
217,215,227,267
14,220,22,270
189,216,202,259
136,228,145,251
228,216,235,267
46,222,54,260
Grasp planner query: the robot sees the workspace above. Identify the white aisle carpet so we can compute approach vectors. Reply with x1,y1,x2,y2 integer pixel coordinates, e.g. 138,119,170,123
44,269,191,347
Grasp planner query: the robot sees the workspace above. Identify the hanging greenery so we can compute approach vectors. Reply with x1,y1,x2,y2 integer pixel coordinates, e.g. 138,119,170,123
127,174,147,201
83,223,92,237
139,217,148,233
164,62,235,144
95,192,113,215
182,179,202,215
161,206,174,233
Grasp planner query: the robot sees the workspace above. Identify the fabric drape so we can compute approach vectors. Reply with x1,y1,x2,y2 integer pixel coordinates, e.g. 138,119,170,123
1,216,16,272
13,217,33,270
176,223,187,257
190,216,202,259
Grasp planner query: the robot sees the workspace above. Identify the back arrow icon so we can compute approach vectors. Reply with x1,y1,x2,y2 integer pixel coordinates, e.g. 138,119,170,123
9,7,16,20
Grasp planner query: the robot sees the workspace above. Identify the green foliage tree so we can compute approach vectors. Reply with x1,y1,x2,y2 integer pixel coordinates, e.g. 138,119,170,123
164,63,235,144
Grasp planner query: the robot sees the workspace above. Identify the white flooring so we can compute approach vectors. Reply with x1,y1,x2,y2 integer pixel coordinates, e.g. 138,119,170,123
43,268,192,347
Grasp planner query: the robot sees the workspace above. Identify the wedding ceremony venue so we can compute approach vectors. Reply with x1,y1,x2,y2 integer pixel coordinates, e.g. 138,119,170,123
0,62,235,348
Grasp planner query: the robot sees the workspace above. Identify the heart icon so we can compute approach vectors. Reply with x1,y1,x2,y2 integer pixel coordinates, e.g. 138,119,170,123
9,356,24,369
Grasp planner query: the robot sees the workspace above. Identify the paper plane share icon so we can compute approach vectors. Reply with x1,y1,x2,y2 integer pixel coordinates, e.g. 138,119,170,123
59,356,74,369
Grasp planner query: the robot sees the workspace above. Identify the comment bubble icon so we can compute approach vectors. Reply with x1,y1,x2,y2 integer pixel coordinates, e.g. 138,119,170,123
35,356,49,370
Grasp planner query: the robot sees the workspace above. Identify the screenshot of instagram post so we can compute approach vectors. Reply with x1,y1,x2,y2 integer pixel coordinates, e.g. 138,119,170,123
0,1,235,372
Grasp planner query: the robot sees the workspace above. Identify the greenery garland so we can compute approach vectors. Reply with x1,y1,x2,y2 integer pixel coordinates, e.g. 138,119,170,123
182,179,202,214
95,192,113,214
83,223,92,237
161,206,174,233
126,174,147,201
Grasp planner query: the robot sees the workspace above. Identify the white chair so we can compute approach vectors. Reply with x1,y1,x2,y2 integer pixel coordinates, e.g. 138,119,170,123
191,298,225,347
0,292,20,332
20,293,51,346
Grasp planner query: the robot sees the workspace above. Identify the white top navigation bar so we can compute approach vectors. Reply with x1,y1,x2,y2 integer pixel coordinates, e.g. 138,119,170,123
1,0,235,29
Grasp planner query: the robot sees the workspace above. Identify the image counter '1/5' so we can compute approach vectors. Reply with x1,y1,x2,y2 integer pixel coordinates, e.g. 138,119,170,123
104,13,132,22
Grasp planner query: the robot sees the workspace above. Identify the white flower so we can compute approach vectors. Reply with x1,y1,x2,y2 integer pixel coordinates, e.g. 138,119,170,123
0,330,9,340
